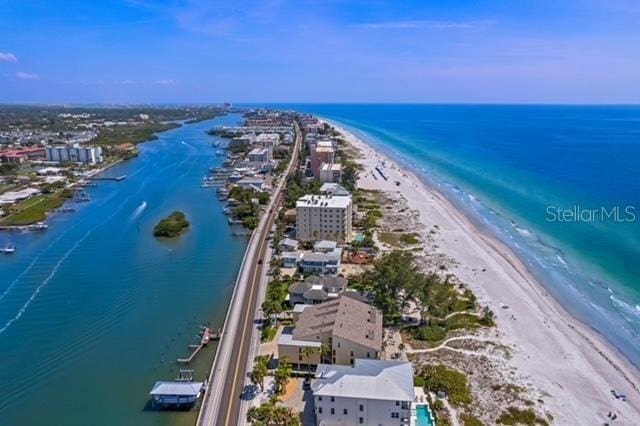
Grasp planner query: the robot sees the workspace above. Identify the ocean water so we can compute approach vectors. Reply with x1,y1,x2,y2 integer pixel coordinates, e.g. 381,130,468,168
273,104,640,368
0,114,247,425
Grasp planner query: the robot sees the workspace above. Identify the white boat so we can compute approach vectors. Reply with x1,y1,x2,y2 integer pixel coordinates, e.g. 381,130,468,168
1,242,16,254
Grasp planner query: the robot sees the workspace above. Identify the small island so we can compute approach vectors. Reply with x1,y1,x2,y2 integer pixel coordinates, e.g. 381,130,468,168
153,211,190,238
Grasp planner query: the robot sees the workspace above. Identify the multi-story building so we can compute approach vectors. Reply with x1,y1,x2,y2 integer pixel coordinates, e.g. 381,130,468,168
0,147,45,164
254,132,280,148
45,145,103,164
310,141,335,177
312,359,414,426
319,163,343,183
277,295,382,370
247,147,272,163
296,194,352,243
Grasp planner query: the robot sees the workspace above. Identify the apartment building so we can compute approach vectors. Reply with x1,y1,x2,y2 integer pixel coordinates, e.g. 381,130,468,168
248,147,272,163
45,145,103,164
296,194,352,243
319,163,343,183
277,295,382,370
310,141,335,177
312,359,414,426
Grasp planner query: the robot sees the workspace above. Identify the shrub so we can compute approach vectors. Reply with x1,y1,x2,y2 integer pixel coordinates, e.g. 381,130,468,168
497,407,549,426
420,364,472,406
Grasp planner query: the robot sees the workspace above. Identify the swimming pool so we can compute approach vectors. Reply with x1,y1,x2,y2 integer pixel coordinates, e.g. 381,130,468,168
416,404,435,426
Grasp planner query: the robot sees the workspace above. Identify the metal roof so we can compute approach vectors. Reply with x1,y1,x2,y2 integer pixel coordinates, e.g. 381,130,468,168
149,381,204,396
312,360,414,402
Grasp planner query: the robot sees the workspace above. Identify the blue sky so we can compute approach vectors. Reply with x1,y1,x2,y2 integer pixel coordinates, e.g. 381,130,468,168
1,0,639,103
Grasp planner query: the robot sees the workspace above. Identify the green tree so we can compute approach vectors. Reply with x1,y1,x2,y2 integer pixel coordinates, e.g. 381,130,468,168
301,346,317,375
250,356,270,391
274,357,293,395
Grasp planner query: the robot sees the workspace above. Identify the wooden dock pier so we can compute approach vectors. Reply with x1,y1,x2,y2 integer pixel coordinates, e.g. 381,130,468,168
89,175,127,182
177,327,220,364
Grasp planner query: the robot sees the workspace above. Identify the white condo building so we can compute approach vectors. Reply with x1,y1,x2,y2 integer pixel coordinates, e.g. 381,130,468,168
45,145,103,165
319,163,343,183
296,194,352,243
312,359,415,426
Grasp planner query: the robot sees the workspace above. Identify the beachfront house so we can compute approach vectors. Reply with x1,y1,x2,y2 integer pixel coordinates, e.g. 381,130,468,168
312,359,414,426
299,248,343,275
288,276,348,305
279,238,299,252
282,251,302,268
277,295,382,370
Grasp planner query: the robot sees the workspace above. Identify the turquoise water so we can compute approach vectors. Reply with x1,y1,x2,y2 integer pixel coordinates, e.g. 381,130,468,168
0,115,248,425
416,405,435,426
268,104,640,368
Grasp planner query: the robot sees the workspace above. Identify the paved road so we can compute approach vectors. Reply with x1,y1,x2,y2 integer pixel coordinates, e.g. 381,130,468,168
198,121,302,426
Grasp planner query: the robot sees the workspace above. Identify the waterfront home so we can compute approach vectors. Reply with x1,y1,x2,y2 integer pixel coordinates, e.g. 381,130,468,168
279,237,299,252
314,240,338,253
312,359,414,426
296,194,353,243
289,276,348,305
319,163,343,183
282,251,302,268
277,295,382,370
149,381,205,409
300,248,343,275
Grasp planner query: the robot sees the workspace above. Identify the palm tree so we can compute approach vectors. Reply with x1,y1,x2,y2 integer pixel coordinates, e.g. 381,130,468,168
301,346,317,375
250,356,269,392
274,357,293,395
319,343,332,364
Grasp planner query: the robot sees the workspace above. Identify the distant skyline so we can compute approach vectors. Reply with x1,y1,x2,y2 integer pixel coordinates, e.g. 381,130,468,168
1,0,640,104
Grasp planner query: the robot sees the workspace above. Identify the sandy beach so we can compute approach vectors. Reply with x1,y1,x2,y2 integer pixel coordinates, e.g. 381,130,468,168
329,121,640,425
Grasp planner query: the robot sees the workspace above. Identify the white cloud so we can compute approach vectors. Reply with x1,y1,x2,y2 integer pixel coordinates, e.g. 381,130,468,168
359,19,493,31
16,71,40,80
0,52,18,63
152,79,175,85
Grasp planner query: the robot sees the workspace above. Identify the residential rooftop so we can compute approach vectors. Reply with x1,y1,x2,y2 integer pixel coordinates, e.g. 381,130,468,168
312,359,415,402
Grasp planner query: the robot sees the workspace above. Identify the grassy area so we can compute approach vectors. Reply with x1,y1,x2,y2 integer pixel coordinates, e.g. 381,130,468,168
0,192,72,226
418,364,472,406
497,407,549,426
153,211,190,237
461,413,484,426
400,233,421,245
261,325,278,342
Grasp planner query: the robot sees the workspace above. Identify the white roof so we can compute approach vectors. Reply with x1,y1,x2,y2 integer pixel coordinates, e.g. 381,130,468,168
249,148,268,155
297,194,351,209
149,381,204,396
320,163,342,171
314,240,337,250
313,360,415,402
278,326,322,348
293,304,312,313
281,251,301,259
279,238,298,247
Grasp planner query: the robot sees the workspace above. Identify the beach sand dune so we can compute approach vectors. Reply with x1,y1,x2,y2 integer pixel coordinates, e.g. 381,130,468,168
331,121,640,425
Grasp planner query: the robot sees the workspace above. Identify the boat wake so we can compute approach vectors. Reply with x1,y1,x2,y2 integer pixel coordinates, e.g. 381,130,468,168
130,201,147,221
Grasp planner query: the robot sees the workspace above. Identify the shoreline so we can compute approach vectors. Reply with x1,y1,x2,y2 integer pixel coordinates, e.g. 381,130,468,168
326,119,640,423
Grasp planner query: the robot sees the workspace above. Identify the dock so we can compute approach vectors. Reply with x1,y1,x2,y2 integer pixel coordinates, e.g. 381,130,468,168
89,175,127,181
177,327,220,364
